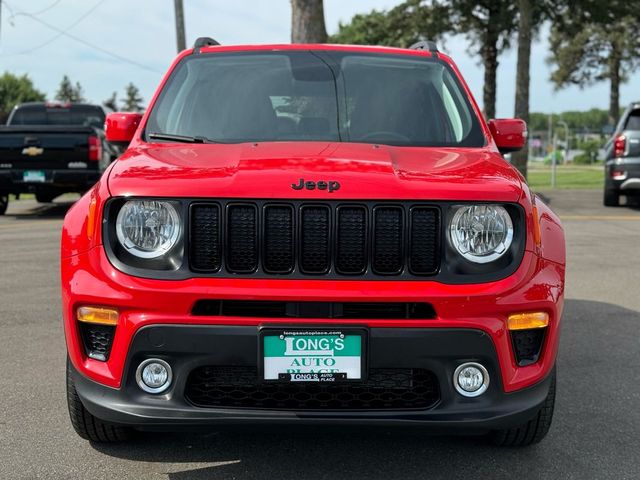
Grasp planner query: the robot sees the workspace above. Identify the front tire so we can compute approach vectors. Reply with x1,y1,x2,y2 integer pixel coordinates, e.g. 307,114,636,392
603,189,620,207
66,358,132,442
0,194,7,215
490,367,556,447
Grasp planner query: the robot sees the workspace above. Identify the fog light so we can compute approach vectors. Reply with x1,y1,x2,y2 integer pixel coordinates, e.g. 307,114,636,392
136,358,172,394
454,362,489,397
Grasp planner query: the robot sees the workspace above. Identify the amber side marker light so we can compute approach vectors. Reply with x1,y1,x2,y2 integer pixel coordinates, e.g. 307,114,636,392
86,196,97,240
507,312,549,331
531,205,542,247
77,306,119,326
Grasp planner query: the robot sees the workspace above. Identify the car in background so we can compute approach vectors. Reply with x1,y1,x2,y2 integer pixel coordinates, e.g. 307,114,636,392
604,103,640,206
0,102,118,214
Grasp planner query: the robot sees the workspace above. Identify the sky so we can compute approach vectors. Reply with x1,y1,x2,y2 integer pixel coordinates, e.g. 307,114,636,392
1,0,638,116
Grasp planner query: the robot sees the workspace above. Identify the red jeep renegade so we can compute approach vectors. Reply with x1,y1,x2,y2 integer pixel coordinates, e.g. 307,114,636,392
62,38,565,446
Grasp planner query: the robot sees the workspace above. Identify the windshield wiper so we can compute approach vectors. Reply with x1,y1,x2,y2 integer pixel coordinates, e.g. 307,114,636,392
147,132,221,143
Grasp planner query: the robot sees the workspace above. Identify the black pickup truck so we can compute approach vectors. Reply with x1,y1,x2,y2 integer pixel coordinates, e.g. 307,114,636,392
0,102,115,214
604,102,640,206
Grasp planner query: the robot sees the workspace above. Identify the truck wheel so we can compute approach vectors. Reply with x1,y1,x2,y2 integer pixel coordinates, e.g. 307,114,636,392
490,367,556,447
603,189,620,207
66,358,132,442
35,192,57,203
0,195,7,215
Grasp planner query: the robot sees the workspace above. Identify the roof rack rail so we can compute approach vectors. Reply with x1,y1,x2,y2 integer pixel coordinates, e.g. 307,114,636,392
409,40,438,56
193,37,220,52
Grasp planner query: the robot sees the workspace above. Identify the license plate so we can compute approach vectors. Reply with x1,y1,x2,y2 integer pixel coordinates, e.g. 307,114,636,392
23,170,46,183
261,329,365,382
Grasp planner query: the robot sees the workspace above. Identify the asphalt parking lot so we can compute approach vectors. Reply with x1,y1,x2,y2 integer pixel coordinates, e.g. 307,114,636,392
1,189,639,480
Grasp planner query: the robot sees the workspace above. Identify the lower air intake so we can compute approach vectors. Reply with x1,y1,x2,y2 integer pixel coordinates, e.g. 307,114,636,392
185,366,440,410
511,329,545,366
79,323,115,362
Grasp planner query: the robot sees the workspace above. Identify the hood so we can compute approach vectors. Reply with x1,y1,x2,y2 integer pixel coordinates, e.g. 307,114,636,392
107,142,523,202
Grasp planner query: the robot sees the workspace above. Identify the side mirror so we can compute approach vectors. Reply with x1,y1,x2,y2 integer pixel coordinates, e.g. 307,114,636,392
105,112,143,144
488,119,527,154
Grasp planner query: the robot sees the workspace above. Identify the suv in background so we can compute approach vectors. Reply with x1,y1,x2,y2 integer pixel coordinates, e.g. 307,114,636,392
604,103,640,206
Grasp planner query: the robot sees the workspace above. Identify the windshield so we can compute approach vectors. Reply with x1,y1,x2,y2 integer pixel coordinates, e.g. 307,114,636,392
146,51,485,147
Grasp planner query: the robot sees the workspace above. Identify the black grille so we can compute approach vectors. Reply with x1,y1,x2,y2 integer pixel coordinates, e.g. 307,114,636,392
336,206,367,274
185,366,440,410
190,204,221,272
300,206,330,273
409,207,440,274
226,204,258,273
79,323,115,362
192,300,436,319
263,206,294,273
188,201,440,278
372,207,404,274
511,329,545,366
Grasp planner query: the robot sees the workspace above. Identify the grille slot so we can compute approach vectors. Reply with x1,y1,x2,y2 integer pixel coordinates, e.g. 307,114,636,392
189,204,221,272
372,207,404,274
79,323,115,362
511,329,545,366
185,366,440,410
263,205,295,273
300,206,331,273
409,207,440,275
188,201,440,278
192,300,436,319
226,204,258,273
336,206,367,274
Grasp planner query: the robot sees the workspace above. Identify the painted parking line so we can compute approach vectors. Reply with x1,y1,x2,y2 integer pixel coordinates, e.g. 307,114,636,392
560,215,640,221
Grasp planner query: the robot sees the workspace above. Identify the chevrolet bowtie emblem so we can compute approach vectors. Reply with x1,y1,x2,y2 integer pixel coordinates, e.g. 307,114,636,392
22,146,44,157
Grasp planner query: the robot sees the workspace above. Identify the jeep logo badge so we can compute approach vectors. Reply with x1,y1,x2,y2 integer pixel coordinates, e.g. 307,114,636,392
291,178,340,193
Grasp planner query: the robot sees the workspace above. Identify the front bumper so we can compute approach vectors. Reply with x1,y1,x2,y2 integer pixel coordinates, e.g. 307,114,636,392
69,325,555,431
63,241,564,399
0,169,100,193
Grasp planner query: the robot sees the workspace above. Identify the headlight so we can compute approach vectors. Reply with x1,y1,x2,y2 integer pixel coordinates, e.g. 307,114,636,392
115,200,181,258
448,204,513,263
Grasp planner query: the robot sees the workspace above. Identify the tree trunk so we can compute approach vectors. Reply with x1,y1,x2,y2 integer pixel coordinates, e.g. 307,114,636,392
609,54,621,127
511,0,533,179
291,0,328,44
481,27,499,120
174,0,186,53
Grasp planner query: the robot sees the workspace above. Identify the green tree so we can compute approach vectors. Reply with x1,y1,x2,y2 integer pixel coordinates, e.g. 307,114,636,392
0,72,46,123
330,0,451,48
331,1,516,119
548,3,640,126
529,110,611,133
122,83,144,112
103,91,118,111
449,0,518,120
55,75,85,103
573,137,603,164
